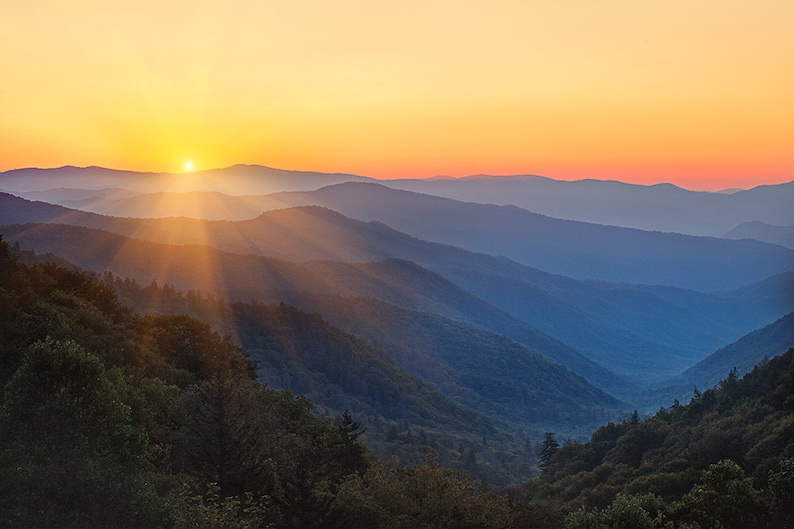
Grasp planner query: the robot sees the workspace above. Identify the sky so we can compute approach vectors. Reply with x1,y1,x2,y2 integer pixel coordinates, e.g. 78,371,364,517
1,1,792,191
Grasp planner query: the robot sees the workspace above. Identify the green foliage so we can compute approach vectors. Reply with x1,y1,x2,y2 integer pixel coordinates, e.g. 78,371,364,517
0,338,163,527
678,459,769,529
331,457,514,529
564,493,671,529
0,238,372,527
524,348,794,528
166,482,274,529
2,234,793,529
768,457,794,529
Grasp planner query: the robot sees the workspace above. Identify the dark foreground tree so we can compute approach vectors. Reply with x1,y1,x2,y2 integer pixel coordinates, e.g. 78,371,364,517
0,338,164,527
538,432,560,474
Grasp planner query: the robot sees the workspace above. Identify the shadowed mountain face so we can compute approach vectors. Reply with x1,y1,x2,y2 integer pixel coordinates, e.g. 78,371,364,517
641,309,794,409
4,209,790,388
675,311,794,389
382,176,794,236
2,174,792,403
1,223,625,430
7,166,791,238
724,221,794,249
260,182,794,291
4,183,793,291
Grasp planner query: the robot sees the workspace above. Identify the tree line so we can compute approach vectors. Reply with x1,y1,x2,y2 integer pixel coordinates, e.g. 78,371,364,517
2,236,793,528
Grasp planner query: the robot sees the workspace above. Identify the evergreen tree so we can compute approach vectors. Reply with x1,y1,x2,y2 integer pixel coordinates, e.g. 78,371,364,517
538,431,560,473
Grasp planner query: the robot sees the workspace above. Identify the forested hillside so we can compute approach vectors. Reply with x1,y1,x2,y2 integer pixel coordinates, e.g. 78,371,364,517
6,215,788,391
2,236,793,528
100,270,620,484
520,348,794,528
0,237,521,527
3,222,639,400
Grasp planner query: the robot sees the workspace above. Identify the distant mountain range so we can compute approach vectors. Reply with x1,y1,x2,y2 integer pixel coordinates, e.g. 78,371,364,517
385,175,794,237
4,183,794,291
0,164,373,194
256,182,794,290
1,164,792,428
7,165,791,239
3,193,790,384
724,221,794,249
2,222,625,432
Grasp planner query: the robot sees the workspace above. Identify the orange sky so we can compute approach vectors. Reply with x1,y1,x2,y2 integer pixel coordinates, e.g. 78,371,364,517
1,1,792,191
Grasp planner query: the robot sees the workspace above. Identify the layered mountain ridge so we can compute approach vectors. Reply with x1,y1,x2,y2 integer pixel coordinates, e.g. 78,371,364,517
2,165,793,435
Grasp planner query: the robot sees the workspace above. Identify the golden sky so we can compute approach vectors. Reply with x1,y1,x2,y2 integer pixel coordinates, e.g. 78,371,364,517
2,1,792,190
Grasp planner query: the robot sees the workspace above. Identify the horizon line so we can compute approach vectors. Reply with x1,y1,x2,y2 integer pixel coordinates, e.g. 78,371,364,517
1,163,791,193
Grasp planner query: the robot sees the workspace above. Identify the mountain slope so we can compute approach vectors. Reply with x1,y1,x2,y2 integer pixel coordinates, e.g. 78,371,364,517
265,182,794,291
250,291,626,430
384,175,794,237
2,224,625,430
9,179,793,290
523,346,794,521
8,166,791,238
2,197,785,385
675,312,794,389
724,221,794,249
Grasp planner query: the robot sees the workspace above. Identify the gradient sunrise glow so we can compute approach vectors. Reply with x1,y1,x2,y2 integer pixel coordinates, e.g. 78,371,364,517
1,1,792,190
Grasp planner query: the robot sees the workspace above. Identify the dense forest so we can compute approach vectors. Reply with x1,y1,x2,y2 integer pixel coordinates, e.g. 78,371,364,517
1,237,793,528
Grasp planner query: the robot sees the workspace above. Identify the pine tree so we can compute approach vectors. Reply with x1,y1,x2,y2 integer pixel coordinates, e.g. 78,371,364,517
538,431,560,473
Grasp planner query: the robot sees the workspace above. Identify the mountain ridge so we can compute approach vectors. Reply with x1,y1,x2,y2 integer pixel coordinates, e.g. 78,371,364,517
1,227,625,436
3,192,790,387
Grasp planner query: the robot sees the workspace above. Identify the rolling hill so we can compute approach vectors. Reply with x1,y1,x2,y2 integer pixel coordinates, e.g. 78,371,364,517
0,164,372,194
260,181,794,291
7,166,791,239
3,193,789,385
675,311,794,390
6,212,782,387
724,221,794,249
0,226,626,437
36,181,789,291
384,175,794,237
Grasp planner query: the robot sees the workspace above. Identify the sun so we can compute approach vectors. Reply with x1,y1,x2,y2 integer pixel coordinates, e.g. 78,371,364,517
183,160,194,172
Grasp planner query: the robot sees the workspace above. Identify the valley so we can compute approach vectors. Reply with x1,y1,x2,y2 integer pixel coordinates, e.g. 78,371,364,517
3,166,792,416
2,164,793,527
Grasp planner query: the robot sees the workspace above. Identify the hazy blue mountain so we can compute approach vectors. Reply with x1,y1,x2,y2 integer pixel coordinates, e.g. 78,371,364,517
0,164,372,194
0,221,629,391
15,187,139,207
724,221,794,249
0,191,104,224
7,165,791,240
22,180,791,291
642,311,794,409
53,190,282,220
258,182,794,291
0,192,215,247
675,311,794,389
9,177,792,290
12,188,291,220
382,175,794,236
720,270,794,323
1,223,625,432
243,292,626,433
2,196,787,385
430,266,770,382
